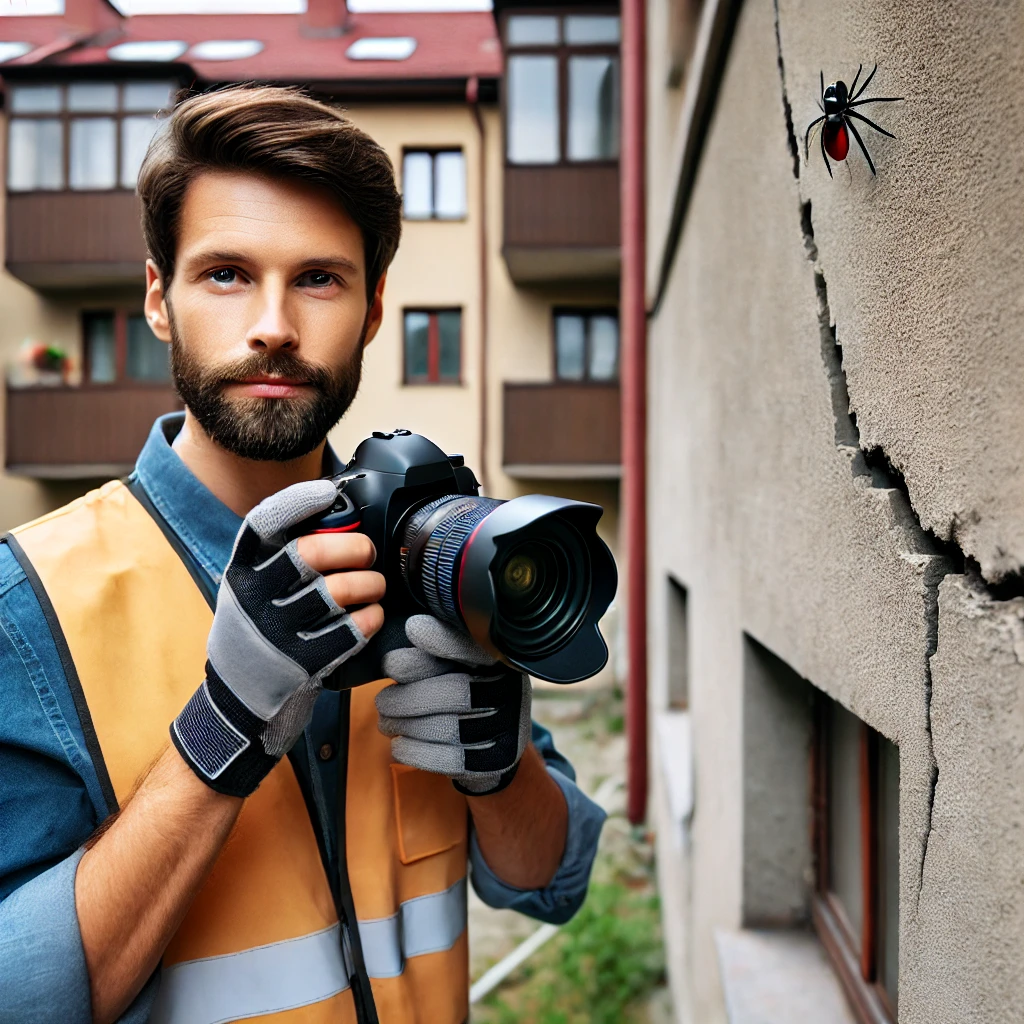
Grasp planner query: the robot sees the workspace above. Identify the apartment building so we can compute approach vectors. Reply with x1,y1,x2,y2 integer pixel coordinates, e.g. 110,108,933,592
0,0,623,673
643,0,1024,1022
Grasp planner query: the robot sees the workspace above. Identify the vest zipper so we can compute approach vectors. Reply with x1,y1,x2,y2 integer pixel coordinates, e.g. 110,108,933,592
335,689,380,1024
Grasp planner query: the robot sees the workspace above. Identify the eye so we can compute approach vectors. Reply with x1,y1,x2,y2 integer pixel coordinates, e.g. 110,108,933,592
210,268,237,284
299,271,336,289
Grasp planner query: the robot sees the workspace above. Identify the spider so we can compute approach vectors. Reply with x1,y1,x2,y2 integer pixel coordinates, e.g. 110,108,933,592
804,64,902,177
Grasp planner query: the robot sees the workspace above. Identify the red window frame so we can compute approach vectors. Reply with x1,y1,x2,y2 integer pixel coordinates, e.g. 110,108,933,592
82,309,169,386
402,308,462,385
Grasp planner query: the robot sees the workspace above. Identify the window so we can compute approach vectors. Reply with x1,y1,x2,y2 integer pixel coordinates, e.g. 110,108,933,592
554,310,618,381
403,309,461,384
666,576,689,709
7,80,175,192
84,311,170,385
402,150,466,220
812,694,899,1022
505,12,620,165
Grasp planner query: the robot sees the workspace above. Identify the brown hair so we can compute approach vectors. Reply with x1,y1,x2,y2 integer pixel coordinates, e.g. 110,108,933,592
137,85,402,300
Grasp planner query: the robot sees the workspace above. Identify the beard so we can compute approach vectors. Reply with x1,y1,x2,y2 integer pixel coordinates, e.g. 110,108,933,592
170,317,364,463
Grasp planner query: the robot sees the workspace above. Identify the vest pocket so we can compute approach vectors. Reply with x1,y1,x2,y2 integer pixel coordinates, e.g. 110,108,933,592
391,764,467,865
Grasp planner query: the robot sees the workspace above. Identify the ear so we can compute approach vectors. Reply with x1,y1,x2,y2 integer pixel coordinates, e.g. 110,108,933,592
144,260,172,343
360,272,388,349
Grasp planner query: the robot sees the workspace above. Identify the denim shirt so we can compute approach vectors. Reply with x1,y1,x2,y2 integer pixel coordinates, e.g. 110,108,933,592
0,414,606,1023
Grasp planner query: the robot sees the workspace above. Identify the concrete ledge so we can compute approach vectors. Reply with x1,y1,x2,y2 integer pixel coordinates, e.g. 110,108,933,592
715,929,855,1024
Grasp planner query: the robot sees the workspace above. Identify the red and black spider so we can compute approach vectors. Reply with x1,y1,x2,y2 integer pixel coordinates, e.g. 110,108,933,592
804,64,902,177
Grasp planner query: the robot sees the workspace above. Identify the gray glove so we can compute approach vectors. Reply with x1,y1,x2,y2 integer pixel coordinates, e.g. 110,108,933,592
377,615,532,795
172,480,368,797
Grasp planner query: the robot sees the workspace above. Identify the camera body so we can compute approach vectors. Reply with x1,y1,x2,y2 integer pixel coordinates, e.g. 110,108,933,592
294,430,617,686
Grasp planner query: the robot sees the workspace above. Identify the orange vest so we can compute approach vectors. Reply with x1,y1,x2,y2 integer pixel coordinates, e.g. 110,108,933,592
10,480,470,1024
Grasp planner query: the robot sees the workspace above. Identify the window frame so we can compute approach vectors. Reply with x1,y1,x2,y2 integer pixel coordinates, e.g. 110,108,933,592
501,8,620,168
811,694,897,1024
5,78,175,194
401,147,467,221
551,306,620,383
82,309,170,387
402,307,463,386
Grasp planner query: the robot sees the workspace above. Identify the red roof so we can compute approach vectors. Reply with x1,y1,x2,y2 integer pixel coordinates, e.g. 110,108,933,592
0,6,502,83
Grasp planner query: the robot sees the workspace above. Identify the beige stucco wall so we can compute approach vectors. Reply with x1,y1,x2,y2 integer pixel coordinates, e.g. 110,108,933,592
647,0,1024,1021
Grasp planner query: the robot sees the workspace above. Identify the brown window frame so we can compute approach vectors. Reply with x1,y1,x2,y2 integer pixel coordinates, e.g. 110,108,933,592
82,309,170,388
501,8,620,168
4,78,175,195
811,694,897,1024
552,307,620,383
400,147,467,221
402,307,463,386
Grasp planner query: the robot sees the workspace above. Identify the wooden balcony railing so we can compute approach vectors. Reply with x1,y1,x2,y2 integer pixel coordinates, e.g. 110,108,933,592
5,384,182,477
503,382,620,478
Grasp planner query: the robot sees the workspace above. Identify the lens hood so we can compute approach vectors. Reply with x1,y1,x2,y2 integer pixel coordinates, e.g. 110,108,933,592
456,494,617,683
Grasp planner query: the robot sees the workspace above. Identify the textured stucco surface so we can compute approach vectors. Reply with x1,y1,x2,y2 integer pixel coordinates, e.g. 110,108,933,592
646,0,1024,1021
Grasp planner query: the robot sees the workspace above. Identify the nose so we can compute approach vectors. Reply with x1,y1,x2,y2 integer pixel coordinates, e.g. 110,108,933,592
246,281,298,354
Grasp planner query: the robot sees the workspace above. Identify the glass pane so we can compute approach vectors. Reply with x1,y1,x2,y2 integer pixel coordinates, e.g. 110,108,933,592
70,118,117,190
85,314,116,384
564,15,621,44
568,56,620,161
8,119,63,191
506,14,559,46
126,315,170,382
9,84,62,114
404,311,430,380
507,56,559,165
555,315,586,380
403,151,433,219
589,315,619,380
437,311,461,380
828,701,864,949
878,736,900,1013
123,80,176,112
434,151,466,219
67,82,118,112
121,116,160,188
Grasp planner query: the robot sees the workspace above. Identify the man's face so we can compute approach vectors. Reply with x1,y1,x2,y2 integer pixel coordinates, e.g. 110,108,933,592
144,170,385,462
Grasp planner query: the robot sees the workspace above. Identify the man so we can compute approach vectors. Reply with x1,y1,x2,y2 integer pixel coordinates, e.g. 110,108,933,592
0,86,605,1024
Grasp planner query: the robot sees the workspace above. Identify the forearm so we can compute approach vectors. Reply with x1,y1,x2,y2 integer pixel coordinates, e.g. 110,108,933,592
467,744,568,890
76,745,243,1024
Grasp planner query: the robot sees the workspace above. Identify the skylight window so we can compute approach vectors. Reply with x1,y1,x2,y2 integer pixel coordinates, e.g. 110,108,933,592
0,0,63,15
188,39,264,61
346,37,417,61
107,40,188,62
0,42,32,62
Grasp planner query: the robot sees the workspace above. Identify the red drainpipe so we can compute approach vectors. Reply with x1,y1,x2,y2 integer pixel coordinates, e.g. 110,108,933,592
621,0,648,825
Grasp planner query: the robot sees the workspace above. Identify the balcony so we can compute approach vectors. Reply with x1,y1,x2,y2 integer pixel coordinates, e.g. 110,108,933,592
503,381,620,478
503,165,620,284
5,384,182,478
6,192,148,289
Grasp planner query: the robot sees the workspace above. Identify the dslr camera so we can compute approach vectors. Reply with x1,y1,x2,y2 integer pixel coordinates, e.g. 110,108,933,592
295,430,617,686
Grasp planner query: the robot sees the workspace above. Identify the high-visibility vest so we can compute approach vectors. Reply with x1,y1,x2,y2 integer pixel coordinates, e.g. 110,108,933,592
9,479,470,1024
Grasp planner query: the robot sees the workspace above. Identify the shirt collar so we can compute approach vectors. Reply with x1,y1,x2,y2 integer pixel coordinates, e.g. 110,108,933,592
132,412,345,586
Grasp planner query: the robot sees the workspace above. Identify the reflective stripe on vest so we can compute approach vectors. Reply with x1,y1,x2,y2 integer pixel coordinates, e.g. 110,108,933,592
12,479,471,1024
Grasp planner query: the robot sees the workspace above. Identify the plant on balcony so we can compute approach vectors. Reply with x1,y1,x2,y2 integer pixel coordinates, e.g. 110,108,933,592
11,340,71,387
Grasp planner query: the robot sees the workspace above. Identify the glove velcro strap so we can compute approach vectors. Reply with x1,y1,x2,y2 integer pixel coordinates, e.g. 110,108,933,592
171,664,278,798
453,763,520,797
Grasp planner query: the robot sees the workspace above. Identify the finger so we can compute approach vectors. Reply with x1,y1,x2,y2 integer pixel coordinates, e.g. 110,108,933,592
349,602,384,639
381,646,456,683
246,480,339,542
375,674,473,717
378,712,461,744
405,614,496,666
323,570,386,609
390,736,465,776
296,532,377,573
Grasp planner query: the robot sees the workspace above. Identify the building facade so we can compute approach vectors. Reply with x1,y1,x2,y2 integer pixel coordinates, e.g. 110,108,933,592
645,0,1024,1022
0,0,624,679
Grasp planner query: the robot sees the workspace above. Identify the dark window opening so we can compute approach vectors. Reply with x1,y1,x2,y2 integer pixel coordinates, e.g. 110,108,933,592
666,575,688,709
403,309,461,384
83,310,169,385
554,309,619,381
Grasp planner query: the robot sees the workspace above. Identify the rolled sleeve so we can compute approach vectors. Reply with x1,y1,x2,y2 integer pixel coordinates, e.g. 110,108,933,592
469,722,607,925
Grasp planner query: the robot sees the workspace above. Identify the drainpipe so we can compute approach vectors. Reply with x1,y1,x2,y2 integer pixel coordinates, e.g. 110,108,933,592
467,75,491,496
621,0,648,825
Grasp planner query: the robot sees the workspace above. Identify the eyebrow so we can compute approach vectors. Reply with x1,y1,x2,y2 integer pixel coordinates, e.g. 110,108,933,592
184,250,361,275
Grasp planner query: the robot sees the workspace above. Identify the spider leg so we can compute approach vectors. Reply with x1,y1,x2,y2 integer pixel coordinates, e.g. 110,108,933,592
820,125,833,178
844,115,876,175
847,108,896,139
818,100,824,112
847,96,903,108
804,114,826,157
850,63,877,101
820,70,824,99
848,63,863,97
